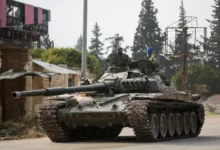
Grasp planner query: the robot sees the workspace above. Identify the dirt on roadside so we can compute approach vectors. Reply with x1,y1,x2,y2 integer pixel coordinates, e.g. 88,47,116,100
0,121,45,141
202,95,220,114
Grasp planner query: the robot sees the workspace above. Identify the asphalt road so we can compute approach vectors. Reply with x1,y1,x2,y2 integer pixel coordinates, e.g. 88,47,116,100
0,116,220,150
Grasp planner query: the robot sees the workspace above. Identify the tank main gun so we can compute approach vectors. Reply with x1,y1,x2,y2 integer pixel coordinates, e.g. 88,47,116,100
12,82,114,98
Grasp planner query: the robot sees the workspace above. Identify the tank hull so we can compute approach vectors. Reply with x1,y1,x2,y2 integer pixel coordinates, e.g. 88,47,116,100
39,93,205,142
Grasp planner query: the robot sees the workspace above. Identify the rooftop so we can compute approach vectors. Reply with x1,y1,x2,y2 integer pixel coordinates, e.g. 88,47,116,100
32,60,78,75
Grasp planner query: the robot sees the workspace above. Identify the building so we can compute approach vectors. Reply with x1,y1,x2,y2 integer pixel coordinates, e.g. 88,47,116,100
0,0,52,123
0,0,51,49
0,59,79,122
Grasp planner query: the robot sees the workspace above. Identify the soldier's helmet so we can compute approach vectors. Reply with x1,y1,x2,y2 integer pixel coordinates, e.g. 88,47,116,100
118,47,123,52
146,47,153,55
118,47,123,55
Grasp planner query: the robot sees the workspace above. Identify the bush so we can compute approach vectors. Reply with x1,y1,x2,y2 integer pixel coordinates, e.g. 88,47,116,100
31,48,101,77
0,121,45,140
208,104,216,113
172,63,220,96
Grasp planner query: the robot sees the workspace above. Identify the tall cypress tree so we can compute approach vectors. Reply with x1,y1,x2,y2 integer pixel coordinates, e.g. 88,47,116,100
207,0,220,69
89,22,104,60
132,0,164,60
106,33,125,53
174,0,188,54
174,0,196,55
75,35,83,51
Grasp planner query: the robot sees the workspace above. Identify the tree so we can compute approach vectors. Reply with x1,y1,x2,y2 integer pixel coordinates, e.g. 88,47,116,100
132,0,164,60
89,22,104,60
174,1,189,54
172,63,220,97
206,0,220,69
75,35,83,51
31,48,101,77
30,48,45,59
39,35,54,50
164,1,199,80
106,33,128,53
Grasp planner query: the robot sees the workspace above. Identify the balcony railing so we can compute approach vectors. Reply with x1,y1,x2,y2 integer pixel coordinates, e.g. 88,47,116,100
0,18,49,49
0,27,41,49
6,16,49,35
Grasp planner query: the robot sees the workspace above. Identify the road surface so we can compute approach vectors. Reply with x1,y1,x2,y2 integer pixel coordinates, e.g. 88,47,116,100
0,116,220,150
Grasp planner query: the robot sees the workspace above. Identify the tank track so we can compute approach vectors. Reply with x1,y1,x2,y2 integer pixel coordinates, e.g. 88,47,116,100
126,100,205,142
39,104,78,142
39,103,122,142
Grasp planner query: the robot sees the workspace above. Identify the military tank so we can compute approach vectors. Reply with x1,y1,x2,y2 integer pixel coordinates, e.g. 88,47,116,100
12,59,205,142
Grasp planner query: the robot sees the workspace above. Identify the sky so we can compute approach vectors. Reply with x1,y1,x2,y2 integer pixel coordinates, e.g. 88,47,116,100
16,0,215,55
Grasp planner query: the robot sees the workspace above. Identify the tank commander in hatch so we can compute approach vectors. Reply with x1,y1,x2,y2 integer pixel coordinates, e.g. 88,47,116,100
106,47,131,71
146,47,170,86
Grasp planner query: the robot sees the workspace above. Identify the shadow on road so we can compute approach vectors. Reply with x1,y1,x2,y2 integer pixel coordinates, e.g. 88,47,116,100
58,136,220,145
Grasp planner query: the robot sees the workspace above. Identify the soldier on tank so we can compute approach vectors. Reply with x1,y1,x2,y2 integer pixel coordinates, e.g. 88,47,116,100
146,47,170,86
106,47,131,71
116,47,131,67
146,47,160,73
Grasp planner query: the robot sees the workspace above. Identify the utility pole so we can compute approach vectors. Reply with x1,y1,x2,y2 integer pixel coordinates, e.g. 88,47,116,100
81,0,88,81
182,27,188,92
165,22,207,92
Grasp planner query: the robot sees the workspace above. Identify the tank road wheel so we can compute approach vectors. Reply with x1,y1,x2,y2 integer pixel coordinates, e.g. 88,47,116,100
175,113,183,136
183,113,190,135
150,114,160,139
190,112,197,134
167,113,175,137
159,113,168,138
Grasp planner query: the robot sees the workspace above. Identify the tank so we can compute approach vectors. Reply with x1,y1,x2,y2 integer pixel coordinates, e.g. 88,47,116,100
12,59,205,142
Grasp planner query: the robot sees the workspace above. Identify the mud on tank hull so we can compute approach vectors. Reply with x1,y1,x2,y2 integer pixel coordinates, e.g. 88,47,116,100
39,93,205,142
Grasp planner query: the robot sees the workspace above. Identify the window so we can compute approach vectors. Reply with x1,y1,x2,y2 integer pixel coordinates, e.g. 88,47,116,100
34,7,38,24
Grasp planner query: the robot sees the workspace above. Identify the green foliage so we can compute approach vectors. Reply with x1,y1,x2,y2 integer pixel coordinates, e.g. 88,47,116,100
206,0,220,69
132,0,164,60
30,49,45,59
172,63,220,96
74,35,83,51
87,54,100,76
171,66,183,91
30,48,100,76
89,22,104,60
0,121,44,140
165,1,199,80
174,1,198,55
41,48,66,65
106,33,128,54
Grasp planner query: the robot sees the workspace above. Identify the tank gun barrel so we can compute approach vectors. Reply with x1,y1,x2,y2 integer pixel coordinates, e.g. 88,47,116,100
12,83,110,98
